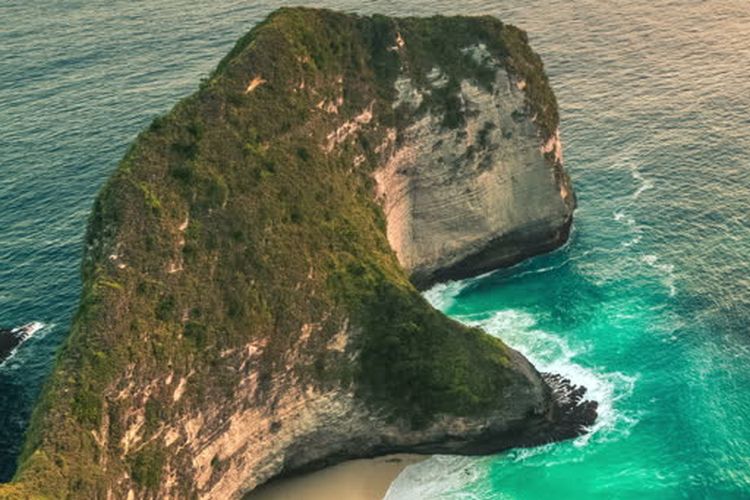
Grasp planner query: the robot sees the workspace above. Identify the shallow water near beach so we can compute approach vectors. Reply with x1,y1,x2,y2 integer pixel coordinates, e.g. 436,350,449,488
2,0,750,497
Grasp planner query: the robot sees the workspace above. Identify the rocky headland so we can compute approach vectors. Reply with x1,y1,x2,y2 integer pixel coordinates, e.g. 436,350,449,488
0,8,595,499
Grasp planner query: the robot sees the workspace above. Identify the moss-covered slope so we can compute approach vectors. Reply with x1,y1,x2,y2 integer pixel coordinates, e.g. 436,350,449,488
0,8,593,499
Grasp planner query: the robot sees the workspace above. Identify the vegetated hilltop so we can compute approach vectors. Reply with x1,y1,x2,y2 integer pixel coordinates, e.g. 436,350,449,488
0,8,592,499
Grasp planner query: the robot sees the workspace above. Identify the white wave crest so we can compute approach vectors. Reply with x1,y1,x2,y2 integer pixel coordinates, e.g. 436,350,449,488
461,310,638,444
423,280,468,311
385,455,492,500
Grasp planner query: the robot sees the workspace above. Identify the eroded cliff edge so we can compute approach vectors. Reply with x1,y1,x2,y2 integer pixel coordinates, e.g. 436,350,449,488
0,9,593,499
374,45,575,289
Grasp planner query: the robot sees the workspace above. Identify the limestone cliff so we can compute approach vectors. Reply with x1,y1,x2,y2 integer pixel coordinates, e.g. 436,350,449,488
0,8,594,500
374,45,575,288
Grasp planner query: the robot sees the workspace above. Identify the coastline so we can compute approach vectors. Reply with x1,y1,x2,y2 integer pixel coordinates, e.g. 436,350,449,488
245,454,426,500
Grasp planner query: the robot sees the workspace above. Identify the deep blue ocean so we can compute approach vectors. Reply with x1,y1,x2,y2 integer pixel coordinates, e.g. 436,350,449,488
2,0,750,497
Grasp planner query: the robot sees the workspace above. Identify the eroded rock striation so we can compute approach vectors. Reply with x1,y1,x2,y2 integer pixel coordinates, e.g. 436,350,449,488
374,46,575,288
0,8,594,499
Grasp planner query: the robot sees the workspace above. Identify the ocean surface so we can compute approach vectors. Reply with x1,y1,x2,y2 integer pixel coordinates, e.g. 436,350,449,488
2,0,749,497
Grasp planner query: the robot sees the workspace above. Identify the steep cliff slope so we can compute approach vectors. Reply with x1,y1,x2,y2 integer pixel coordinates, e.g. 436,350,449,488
374,48,575,288
0,8,593,499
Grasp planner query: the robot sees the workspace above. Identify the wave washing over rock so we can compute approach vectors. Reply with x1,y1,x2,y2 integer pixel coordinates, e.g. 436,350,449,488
0,323,44,367
0,8,594,499
385,306,636,499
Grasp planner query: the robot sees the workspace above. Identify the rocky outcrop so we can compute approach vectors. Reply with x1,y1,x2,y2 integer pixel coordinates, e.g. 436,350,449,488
0,9,594,500
0,322,43,365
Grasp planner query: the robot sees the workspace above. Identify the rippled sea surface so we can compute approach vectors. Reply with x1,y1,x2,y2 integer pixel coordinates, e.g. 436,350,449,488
2,0,750,496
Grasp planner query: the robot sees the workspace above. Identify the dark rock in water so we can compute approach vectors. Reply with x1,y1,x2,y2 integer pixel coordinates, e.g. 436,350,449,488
0,329,19,364
0,323,42,365
540,373,599,443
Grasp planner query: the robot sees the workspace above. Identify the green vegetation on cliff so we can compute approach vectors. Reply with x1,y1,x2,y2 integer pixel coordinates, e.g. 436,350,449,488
0,8,559,498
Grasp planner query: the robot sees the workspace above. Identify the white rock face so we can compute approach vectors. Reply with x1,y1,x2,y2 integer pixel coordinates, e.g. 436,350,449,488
374,58,574,287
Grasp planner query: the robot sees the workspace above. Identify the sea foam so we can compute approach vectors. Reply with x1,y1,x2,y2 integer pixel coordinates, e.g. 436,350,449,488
465,310,637,445
422,280,467,311
385,455,492,500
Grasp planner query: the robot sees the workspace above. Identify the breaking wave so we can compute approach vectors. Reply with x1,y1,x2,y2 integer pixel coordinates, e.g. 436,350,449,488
465,310,638,444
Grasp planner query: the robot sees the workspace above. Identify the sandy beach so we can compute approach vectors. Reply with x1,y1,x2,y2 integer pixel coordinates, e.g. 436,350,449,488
246,454,426,500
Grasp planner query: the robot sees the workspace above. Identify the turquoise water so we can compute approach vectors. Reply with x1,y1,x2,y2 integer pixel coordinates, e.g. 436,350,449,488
2,0,750,496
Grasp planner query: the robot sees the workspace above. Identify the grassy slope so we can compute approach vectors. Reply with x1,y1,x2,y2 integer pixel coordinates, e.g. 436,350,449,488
0,8,559,498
